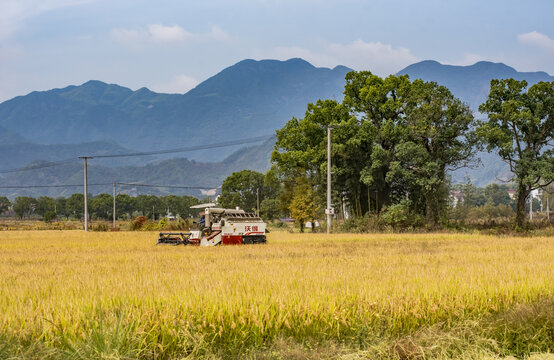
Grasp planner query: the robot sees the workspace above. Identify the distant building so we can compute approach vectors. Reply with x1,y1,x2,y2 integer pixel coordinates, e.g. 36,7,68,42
450,190,465,207
530,189,542,199
165,209,177,221
305,221,320,229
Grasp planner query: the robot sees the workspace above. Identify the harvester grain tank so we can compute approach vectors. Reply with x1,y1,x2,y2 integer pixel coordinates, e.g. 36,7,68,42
157,203,267,246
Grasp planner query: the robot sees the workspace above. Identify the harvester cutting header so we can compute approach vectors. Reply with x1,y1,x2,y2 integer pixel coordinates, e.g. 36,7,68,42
158,203,267,246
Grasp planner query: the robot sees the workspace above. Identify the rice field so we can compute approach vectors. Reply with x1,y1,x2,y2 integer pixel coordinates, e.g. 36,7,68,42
0,231,552,359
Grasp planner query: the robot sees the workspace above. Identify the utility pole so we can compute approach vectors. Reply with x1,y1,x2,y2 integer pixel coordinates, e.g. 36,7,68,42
79,156,93,232
256,187,260,216
547,195,550,221
326,126,332,234
112,182,116,229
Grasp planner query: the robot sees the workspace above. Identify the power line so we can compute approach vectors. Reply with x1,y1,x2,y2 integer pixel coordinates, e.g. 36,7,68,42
0,182,219,190
0,158,78,174
84,135,273,159
0,183,111,189
0,134,273,174
117,182,219,189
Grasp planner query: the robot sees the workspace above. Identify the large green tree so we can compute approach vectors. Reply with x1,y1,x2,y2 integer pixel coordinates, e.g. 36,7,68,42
484,184,513,207
0,196,11,215
219,170,278,213
36,196,56,217
272,100,353,214
66,193,84,219
478,79,554,227
115,194,136,219
13,196,38,219
273,71,477,225
161,195,200,218
289,176,319,232
90,194,113,220
387,80,476,225
135,195,163,219
343,72,413,212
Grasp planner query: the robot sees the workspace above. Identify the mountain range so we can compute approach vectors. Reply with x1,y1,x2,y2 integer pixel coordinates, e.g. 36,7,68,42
0,58,553,197
398,60,554,110
0,58,349,161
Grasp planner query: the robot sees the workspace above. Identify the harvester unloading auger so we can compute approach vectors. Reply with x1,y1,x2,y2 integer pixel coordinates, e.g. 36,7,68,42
157,203,267,246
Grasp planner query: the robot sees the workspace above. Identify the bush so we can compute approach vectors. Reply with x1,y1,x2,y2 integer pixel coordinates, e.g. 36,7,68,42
130,216,148,230
381,200,424,230
164,218,193,231
339,214,386,233
92,223,109,232
43,211,57,223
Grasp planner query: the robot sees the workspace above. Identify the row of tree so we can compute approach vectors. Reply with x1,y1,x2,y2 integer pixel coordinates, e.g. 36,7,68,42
269,73,553,228
0,194,201,221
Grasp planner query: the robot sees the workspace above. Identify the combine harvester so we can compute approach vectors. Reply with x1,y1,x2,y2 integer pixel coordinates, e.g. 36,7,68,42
157,203,267,246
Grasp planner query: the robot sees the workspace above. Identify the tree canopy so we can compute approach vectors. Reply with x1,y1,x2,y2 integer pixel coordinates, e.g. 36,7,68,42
218,170,280,213
0,196,11,215
272,71,477,226
478,79,554,226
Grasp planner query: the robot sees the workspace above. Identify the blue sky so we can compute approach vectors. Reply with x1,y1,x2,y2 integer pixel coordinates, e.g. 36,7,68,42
0,0,553,101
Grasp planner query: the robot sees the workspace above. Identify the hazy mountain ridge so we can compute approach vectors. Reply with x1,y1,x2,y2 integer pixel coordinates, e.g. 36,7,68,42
0,138,274,198
0,58,350,161
0,140,152,171
0,125,27,145
398,60,554,110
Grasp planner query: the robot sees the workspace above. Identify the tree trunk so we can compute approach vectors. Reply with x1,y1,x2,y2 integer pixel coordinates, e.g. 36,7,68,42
515,182,530,228
299,222,304,233
426,196,439,228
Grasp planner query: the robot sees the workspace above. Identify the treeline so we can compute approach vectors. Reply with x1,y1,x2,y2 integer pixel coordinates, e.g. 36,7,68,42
0,194,201,221
218,73,553,230
266,73,553,229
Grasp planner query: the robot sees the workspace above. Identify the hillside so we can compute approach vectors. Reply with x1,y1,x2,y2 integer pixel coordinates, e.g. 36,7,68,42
0,137,275,198
0,140,151,171
0,125,26,145
398,60,554,110
0,59,350,161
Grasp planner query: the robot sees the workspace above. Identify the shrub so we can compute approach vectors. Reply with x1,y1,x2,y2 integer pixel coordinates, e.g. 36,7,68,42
381,200,424,230
130,216,148,230
43,211,57,223
92,223,109,232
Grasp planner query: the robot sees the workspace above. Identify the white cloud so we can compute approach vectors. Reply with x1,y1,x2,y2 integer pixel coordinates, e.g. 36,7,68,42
268,39,419,76
111,24,191,49
517,31,554,52
151,74,200,94
147,24,191,43
208,26,230,41
0,0,94,40
111,24,229,50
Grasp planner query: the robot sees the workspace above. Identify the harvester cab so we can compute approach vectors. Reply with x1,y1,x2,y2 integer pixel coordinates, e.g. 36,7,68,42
157,203,267,246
